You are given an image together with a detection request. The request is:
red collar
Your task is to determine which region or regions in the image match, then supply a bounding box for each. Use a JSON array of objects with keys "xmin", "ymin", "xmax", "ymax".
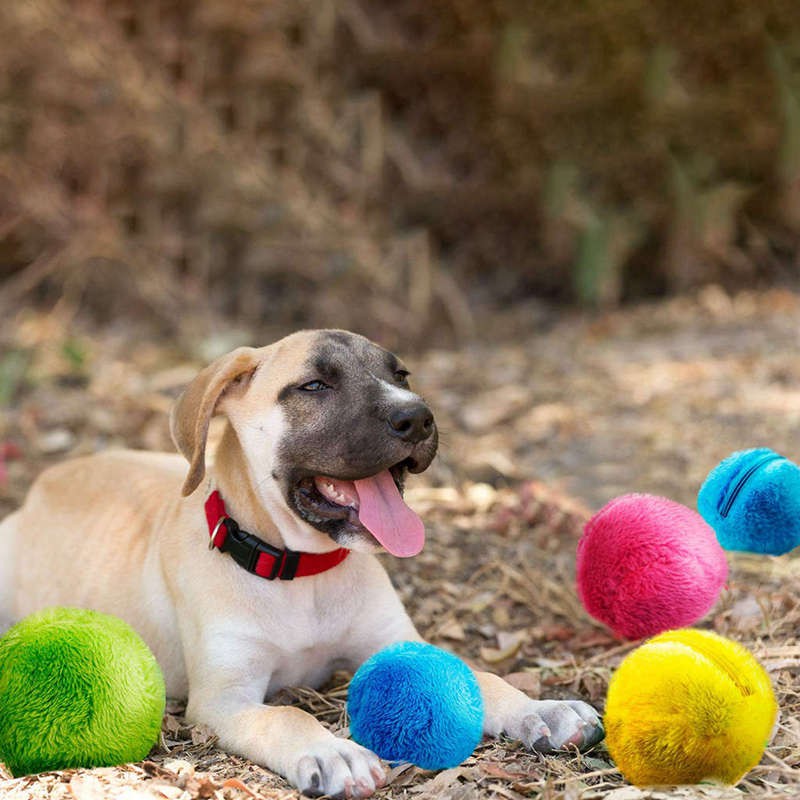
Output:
[{"xmin": 204, "ymin": 490, "xmax": 349, "ymax": 580}]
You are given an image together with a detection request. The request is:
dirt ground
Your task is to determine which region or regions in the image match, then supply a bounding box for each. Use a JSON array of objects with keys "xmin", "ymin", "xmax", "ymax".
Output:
[{"xmin": 2, "ymin": 287, "xmax": 800, "ymax": 799}]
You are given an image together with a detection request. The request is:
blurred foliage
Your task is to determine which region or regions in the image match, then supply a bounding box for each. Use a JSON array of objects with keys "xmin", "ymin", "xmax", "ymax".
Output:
[{"xmin": 1, "ymin": 0, "xmax": 800, "ymax": 347}]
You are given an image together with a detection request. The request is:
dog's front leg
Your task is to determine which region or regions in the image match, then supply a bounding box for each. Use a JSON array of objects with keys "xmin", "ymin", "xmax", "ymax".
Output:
[
  {"xmin": 184, "ymin": 637, "xmax": 385, "ymax": 798},
  {"xmin": 191, "ymin": 699, "xmax": 385, "ymax": 797},
  {"xmin": 348, "ymin": 609, "xmax": 603, "ymax": 755},
  {"xmin": 476, "ymin": 671, "xmax": 604, "ymax": 752}
]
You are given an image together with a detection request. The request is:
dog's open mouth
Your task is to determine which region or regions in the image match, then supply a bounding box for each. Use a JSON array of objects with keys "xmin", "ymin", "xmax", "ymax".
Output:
[{"xmin": 291, "ymin": 463, "xmax": 425, "ymax": 557}]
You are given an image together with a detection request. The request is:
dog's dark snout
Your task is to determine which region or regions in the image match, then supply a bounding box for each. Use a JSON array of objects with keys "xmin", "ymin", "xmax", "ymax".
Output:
[{"xmin": 388, "ymin": 403, "xmax": 435, "ymax": 444}]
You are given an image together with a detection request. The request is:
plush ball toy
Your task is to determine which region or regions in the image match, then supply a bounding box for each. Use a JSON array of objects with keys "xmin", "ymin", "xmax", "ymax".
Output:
[
  {"xmin": 347, "ymin": 641, "xmax": 484, "ymax": 770},
  {"xmin": 576, "ymin": 494, "xmax": 728, "ymax": 640},
  {"xmin": 605, "ymin": 628, "xmax": 777, "ymax": 786},
  {"xmin": 0, "ymin": 607, "xmax": 166, "ymax": 776},
  {"xmin": 698, "ymin": 447, "xmax": 800, "ymax": 555}
]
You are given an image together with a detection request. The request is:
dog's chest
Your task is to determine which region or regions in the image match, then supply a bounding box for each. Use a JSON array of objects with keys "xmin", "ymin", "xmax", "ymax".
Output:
[
  {"xmin": 245, "ymin": 576, "xmax": 361, "ymax": 689},
  {"xmin": 265, "ymin": 646, "xmax": 348, "ymax": 696}
]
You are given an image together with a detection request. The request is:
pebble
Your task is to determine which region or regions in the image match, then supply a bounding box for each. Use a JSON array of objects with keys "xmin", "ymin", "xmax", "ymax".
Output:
[{"xmin": 37, "ymin": 428, "xmax": 76, "ymax": 454}]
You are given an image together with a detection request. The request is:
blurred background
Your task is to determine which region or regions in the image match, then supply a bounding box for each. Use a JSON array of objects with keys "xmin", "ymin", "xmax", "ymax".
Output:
[
  {"xmin": 3, "ymin": 0, "xmax": 800, "ymax": 511},
  {"xmin": 3, "ymin": 0, "xmax": 800, "ymax": 348}
]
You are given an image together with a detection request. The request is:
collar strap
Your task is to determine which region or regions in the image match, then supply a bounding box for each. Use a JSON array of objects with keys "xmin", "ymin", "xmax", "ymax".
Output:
[{"xmin": 204, "ymin": 490, "xmax": 349, "ymax": 580}]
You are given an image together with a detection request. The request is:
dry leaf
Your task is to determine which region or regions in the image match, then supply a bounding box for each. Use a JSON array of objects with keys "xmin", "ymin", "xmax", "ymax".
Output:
[
  {"xmin": 481, "ymin": 630, "xmax": 527, "ymax": 663},
  {"xmin": 410, "ymin": 766, "xmax": 472, "ymax": 794},
  {"xmin": 464, "ymin": 483, "xmax": 497, "ymax": 512},
  {"xmin": 572, "ymin": 630, "xmax": 617, "ymax": 650},
  {"xmin": 117, "ymin": 789, "xmax": 168, "ymax": 800},
  {"xmin": 480, "ymin": 763, "xmax": 536, "ymax": 781},
  {"xmin": 502, "ymin": 671, "xmax": 541, "ymax": 697},
  {"xmin": 162, "ymin": 759, "xmax": 195, "ymax": 782},
  {"xmin": 221, "ymin": 777, "xmax": 262, "ymax": 798},
  {"xmin": 728, "ymin": 595, "xmax": 763, "ymax": 632},
  {"xmin": 385, "ymin": 762, "xmax": 421, "ymax": 787},
  {"xmin": 538, "ymin": 624, "xmax": 575, "ymax": 642},
  {"xmin": 496, "ymin": 630, "xmax": 527, "ymax": 651},
  {"xmin": 162, "ymin": 715, "xmax": 184, "ymax": 736},
  {"xmin": 191, "ymin": 725, "xmax": 218, "ymax": 746},
  {"xmin": 192, "ymin": 777, "xmax": 220, "ymax": 798},
  {"xmin": 438, "ymin": 619, "xmax": 467, "ymax": 641},
  {"xmin": 460, "ymin": 387, "xmax": 531, "ymax": 433},
  {"xmin": 69, "ymin": 775, "xmax": 106, "ymax": 800},
  {"xmin": 152, "ymin": 785, "xmax": 185, "ymax": 800},
  {"xmin": 598, "ymin": 788, "xmax": 648, "ymax": 800}
]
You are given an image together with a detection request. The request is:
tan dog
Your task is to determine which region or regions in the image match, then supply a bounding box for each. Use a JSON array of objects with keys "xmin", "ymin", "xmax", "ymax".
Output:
[{"xmin": 0, "ymin": 329, "xmax": 602, "ymax": 797}]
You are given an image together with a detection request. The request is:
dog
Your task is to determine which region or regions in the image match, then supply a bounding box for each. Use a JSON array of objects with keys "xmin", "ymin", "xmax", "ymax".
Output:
[{"xmin": 0, "ymin": 329, "xmax": 603, "ymax": 796}]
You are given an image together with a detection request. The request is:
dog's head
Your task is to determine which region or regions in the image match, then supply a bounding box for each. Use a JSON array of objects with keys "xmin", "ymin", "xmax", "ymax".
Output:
[{"xmin": 170, "ymin": 329, "xmax": 438, "ymax": 556}]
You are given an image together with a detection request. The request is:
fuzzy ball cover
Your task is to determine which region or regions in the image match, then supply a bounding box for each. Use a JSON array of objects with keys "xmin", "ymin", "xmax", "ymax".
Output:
[
  {"xmin": 0, "ymin": 607, "xmax": 166, "ymax": 776},
  {"xmin": 576, "ymin": 494, "xmax": 728, "ymax": 640},
  {"xmin": 347, "ymin": 641, "xmax": 484, "ymax": 770},
  {"xmin": 698, "ymin": 447, "xmax": 800, "ymax": 555},
  {"xmin": 605, "ymin": 628, "xmax": 777, "ymax": 786}
]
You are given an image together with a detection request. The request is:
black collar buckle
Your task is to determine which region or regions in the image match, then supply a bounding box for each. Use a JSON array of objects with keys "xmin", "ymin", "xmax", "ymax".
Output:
[{"xmin": 218, "ymin": 517, "xmax": 300, "ymax": 580}]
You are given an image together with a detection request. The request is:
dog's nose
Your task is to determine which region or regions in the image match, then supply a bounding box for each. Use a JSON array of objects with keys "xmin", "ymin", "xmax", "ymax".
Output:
[{"xmin": 388, "ymin": 403, "xmax": 435, "ymax": 444}]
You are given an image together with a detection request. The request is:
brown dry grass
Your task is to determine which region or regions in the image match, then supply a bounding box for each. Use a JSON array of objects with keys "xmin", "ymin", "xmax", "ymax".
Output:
[
  {"xmin": 3, "ymin": 0, "xmax": 800, "ymax": 342},
  {"xmin": 2, "ymin": 291, "xmax": 800, "ymax": 798}
]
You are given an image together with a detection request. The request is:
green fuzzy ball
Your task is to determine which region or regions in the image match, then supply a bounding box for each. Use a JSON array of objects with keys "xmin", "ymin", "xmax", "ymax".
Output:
[{"xmin": 0, "ymin": 607, "xmax": 166, "ymax": 776}]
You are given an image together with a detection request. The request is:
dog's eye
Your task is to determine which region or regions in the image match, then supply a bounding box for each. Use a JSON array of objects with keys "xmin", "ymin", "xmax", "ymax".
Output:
[
  {"xmin": 298, "ymin": 380, "xmax": 330, "ymax": 392},
  {"xmin": 394, "ymin": 370, "xmax": 410, "ymax": 385}
]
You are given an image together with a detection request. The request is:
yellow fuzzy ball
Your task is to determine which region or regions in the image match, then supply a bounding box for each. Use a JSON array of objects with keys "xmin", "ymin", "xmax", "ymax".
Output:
[{"xmin": 605, "ymin": 629, "xmax": 778, "ymax": 786}]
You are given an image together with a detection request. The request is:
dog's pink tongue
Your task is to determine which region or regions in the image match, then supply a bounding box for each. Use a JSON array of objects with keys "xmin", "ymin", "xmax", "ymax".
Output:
[{"xmin": 354, "ymin": 470, "xmax": 425, "ymax": 557}]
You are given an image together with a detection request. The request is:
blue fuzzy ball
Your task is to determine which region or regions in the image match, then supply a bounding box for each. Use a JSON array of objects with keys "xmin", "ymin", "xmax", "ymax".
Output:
[
  {"xmin": 698, "ymin": 447, "xmax": 800, "ymax": 555},
  {"xmin": 347, "ymin": 642, "xmax": 484, "ymax": 770}
]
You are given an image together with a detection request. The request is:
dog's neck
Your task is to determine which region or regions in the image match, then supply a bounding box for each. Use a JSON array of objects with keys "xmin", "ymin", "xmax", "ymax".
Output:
[{"xmin": 210, "ymin": 424, "xmax": 285, "ymax": 549}]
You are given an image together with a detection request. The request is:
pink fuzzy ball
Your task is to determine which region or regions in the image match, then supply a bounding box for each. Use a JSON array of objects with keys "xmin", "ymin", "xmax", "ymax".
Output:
[{"xmin": 576, "ymin": 494, "xmax": 728, "ymax": 640}]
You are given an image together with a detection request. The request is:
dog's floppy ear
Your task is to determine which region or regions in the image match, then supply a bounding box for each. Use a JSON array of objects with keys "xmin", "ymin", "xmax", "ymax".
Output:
[{"xmin": 170, "ymin": 347, "xmax": 259, "ymax": 496}]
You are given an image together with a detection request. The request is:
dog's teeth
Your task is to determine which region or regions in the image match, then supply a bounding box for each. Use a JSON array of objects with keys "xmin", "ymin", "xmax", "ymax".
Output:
[{"xmin": 314, "ymin": 477, "xmax": 358, "ymax": 509}]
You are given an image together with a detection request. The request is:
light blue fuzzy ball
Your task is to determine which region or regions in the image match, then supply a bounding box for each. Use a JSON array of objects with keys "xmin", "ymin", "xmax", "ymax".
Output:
[
  {"xmin": 698, "ymin": 447, "xmax": 800, "ymax": 555},
  {"xmin": 347, "ymin": 641, "xmax": 484, "ymax": 770}
]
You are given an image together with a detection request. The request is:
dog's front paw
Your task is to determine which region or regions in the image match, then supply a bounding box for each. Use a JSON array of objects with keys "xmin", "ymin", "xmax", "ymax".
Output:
[
  {"xmin": 292, "ymin": 737, "xmax": 386, "ymax": 799},
  {"xmin": 515, "ymin": 700, "xmax": 604, "ymax": 754}
]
